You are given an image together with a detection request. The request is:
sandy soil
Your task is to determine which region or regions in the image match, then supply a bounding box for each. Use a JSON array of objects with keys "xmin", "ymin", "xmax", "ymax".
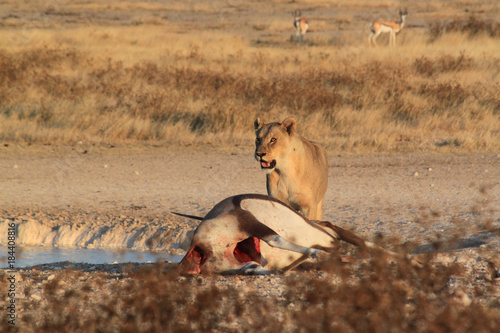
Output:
[
  {"xmin": 1, "ymin": 143, "xmax": 499, "ymax": 254},
  {"xmin": 0, "ymin": 144, "xmax": 499, "ymax": 329},
  {"xmin": 1, "ymin": 143, "xmax": 498, "ymax": 235}
]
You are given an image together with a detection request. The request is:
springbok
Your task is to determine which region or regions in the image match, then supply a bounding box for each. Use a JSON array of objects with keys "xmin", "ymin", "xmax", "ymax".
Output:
[
  {"xmin": 369, "ymin": 8, "xmax": 408, "ymax": 47},
  {"xmin": 292, "ymin": 10, "xmax": 308, "ymax": 43}
]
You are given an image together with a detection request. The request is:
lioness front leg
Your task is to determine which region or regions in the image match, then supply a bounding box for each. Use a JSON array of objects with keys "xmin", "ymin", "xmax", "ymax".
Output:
[
  {"xmin": 295, "ymin": 196, "xmax": 317, "ymax": 220},
  {"xmin": 314, "ymin": 200, "xmax": 324, "ymax": 221},
  {"xmin": 301, "ymin": 205, "xmax": 321, "ymax": 220},
  {"xmin": 297, "ymin": 197, "xmax": 324, "ymax": 220}
]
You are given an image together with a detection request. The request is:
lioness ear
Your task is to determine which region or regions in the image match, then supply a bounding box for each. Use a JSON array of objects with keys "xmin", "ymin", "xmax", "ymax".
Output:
[
  {"xmin": 281, "ymin": 118, "xmax": 296, "ymax": 135},
  {"xmin": 254, "ymin": 118, "xmax": 264, "ymax": 131}
]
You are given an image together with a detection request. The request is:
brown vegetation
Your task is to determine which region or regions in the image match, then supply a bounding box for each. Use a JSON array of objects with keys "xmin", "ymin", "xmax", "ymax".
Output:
[
  {"xmin": 429, "ymin": 16, "xmax": 500, "ymax": 41},
  {"xmin": 0, "ymin": 0, "xmax": 498, "ymax": 152},
  {"xmin": 1, "ymin": 239, "xmax": 498, "ymax": 332}
]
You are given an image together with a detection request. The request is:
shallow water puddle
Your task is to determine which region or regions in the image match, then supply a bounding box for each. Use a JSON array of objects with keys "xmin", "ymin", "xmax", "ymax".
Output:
[{"xmin": 0, "ymin": 245, "xmax": 183, "ymax": 268}]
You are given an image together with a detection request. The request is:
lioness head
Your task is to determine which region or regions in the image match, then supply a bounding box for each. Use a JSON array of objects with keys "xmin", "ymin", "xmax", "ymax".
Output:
[{"xmin": 254, "ymin": 118, "xmax": 297, "ymax": 173}]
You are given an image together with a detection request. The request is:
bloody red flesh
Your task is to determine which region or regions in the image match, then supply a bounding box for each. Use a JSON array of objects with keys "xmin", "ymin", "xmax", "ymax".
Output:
[
  {"xmin": 191, "ymin": 245, "xmax": 208, "ymax": 265},
  {"xmin": 233, "ymin": 237, "xmax": 261, "ymax": 264}
]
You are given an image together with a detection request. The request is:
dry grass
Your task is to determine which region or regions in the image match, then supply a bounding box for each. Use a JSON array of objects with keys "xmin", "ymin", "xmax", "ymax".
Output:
[{"xmin": 0, "ymin": 0, "xmax": 499, "ymax": 152}]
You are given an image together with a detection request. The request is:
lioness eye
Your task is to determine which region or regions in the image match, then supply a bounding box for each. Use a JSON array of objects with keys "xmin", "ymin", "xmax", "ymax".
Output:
[{"xmin": 270, "ymin": 138, "xmax": 277, "ymax": 143}]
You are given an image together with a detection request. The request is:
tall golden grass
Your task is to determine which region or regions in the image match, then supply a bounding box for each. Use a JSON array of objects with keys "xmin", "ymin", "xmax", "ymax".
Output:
[{"xmin": 0, "ymin": 0, "xmax": 498, "ymax": 152}]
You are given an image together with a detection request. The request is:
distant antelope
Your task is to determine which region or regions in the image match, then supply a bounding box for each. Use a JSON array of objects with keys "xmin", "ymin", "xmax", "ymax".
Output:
[
  {"xmin": 369, "ymin": 8, "xmax": 408, "ymax": 47},
  {"xmin": 292, "ymin": 10, "xmax": 308, "ymax": 43}
]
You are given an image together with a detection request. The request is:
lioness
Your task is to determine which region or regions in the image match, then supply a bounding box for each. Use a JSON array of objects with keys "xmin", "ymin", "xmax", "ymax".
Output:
[{"xmin": 254, "ymin": 118, "xmax": 328, "ymax": 220}]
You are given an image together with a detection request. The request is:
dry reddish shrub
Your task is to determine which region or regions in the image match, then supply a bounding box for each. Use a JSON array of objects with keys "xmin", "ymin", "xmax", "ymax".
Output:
[
  {"xmin": 429, "ymin": 16, "xmax": 500, "ymax": 41},
  {"xmin": 0, "ymin": 45, "xmax": 499, "ymax": 150},
  {"xmin": 1, "ymin": 237, "xmax": 498, "ymax": 332},
  {"xmin": 414, "ymin": 53, "xmax": 474, "ymax": 77}
]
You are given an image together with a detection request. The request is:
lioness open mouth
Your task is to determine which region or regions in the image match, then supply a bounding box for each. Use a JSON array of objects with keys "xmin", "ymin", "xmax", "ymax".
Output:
[{"xmin": 260, "ymin": 160, "xmax": 276, "ymax": 169}]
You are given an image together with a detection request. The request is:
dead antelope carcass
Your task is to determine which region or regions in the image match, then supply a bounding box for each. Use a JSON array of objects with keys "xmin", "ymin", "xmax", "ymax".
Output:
[{"xmin": 177, "ymin": 194, "xmax": 383, "ymax": 275}]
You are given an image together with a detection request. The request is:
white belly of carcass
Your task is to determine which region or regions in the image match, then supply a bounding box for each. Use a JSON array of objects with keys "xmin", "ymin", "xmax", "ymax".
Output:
[{"xmin": 240, "ymin": 198, "xmax": 334, "ymax": 269}]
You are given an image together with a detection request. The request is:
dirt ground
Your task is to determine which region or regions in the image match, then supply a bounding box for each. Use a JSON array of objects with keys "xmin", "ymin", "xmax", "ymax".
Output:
[
  {"xmin": 1, "ymin": 143, "xmax": 498, "ymax": 261},
  {"xmin": 1, "ymin": 144, "xmax": 499, "ymax": 330},
  {"xmin": 1, "ymin": 143, "xmax": 498, "ymax": 234}
]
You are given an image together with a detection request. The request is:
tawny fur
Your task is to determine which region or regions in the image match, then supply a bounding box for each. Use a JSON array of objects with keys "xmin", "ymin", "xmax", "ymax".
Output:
[{"xmin": 254, "ymin": 118, "xmax": 328, "ymax": 220}]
